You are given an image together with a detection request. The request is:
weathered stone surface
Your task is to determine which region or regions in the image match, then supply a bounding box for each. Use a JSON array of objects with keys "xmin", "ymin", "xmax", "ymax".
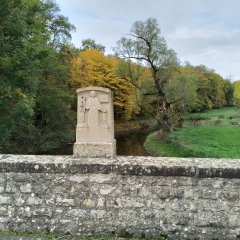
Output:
[
  {"xmin": 20, "ymin": 183, "xmax": 32, "ymax": 193},
  {"xmin": 74, "ymin": 87, "xmax": 116, "ymax": 158},
  {"xmin": 0, "ymin": 154, "xmax": 239, "ymax": 239},
  {"xmin": 73, "ymin": 141, "xmax": 116, "ymax": 158},
  {"xmin": 83, "ymin": 199, "xmax": 96, "ymax": 208},
  {"xmin": 56, "ymin": 198, "xmax": 74, "ymax": 206},
  {"xmin": 26, "ymin": 196, "xmax": 43, "ymax": 205},
  {"xmin": 0, "ymin": 196, "xmax": 11, "ymax": 205},
  {"xmin": 1, "ymin": 155, "xmax": 240, "ymax": 178}
]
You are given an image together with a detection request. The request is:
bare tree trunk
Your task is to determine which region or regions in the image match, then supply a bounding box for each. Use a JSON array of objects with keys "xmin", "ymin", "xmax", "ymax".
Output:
[
  {"xmin": 154, "ymin": 73, "xmax": 172, "ymax": 138},
  {"xmin": 156, "ymin": 100, "xmax": 171, "ymax": 139}
]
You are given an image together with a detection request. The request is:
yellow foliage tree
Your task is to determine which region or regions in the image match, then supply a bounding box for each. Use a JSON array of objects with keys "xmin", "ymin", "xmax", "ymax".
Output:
[{"xmin": 69, "ymin": 49, "xmax": 136, "ymax": 119}]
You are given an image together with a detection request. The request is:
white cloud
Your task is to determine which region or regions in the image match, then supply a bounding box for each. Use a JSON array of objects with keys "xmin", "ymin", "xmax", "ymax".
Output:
[
  {"xmin": 168, "ymin": 28, "xmax": 240, "ymax": 40},
  {"xmin": 56, "ymin": 0, "xmax": 240, "ymax": 80}
]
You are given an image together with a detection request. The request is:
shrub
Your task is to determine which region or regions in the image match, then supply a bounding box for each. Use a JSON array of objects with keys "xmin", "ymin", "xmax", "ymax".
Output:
[{"xmin": 214, "ymin": 119, "xmax": 221, "ymax": 126}]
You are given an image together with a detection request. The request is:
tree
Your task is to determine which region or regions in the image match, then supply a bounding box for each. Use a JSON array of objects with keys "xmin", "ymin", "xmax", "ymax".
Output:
[
  {"xmin": 115, "ymin": 18, "xmax": 195, "ymax": 136},
  {"xmin": 234, "ymin": 81, "xmax": 240, "ymax": 109},
  {"xmin": 208, "ymin": 72, "xmax": 226, "ymax": 109},
  {"xmin": 0, "ymin": 0, "xmax": 75, "ymax": 153},
  {"xmin": 224, "ymin": 79, "xmax": 234, "ymax": 107},
  {"xmin": 81, "ymin": 38, "xmax": 105, "ymax": 52},
  {"xmin": 180, "ymin": 64, "xmax": 231, "ymax": 112},
  {"xmin": 69, "ymin": 49, "xmax": 136, "ymax": 119},
  {"xmin": 116, "ymin": 59, "xmax": 153, "ymax": 116},
  {"xmin": 164, "ymin": 72, "xmax": 197, "ymax": 115}
]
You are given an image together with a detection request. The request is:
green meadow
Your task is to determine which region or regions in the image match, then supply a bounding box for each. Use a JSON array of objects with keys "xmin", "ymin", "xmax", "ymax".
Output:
[
  {"xmin": 0, "ymin": 229, "xmax": 169, "ymax": 240},
  {"xmin": 145, "ymin": 107, "xmax": 240, "ymax": 158}
]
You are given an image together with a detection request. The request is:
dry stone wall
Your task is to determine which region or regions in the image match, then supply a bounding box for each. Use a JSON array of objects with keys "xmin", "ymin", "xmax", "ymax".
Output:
[{"xmin": 0, "ymin": 155, "xmax": 240, "ymax": 239}]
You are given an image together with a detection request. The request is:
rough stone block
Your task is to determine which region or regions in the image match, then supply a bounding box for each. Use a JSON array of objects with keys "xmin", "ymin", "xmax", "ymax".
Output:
[
  {"xmin": 0, "ymin": 217, "xmax": 9, "ymax": 223},
  {"xmin": 20, "ymin": 183, "xmax": 32, "ymax": 193},
  {"xmin": 17, "ymin": 207, "xmax": 32, "ymax": 217},
  {"xmin": 33, "ymin": 208, "xmax": 52, "ymax": 217},
  {"xmin": 89, "ymin": 174, "xmax": 114, "ymax": 183},
  {"xmin": 68, "ymin": 175, "xmax": 89, "ymax": 183},
  {"xmin": 229, "ymin": 214, "xmax": 240, "ymax": 227},
  {"xmin": 33, "ymin": 185, "xmax": 48, "ymax": 194},
  {"xmin": 65, "ymin": 209, "xmax": 87, "ymax": 218},
  {"xmin": 83, "ymin": 199, "xmax": 96, "ymax": 208},
  {"xmin": 15, "ymin": 196, "xmax": 25, "ymax": 206},
  {"xmin": 26, "ymin": 196, "xmax": 43, "ymax": 205},
  {"xmin": 56, "ymin": 198, "xmax": 75, "ymax": 206},
  {"xmin": 99, "ymin": 186, "xmax": 116, "ymax": 195},
  {"xmin": 73, "ymin": 142, "xmax": 116, "ymax": 158},
  {"xmin": 5, "ymin": 183, "xmax": 17, "ymax": 193},
  {"xmin": 0, "ymin": 185, "xmax": 4, "ymax": 193},
  {"xmin": 0, "ymin": 207, "xmax": 8, "ymax": 216},
  {"xmin": 0, "ymin": 196, "xmax": 11, "ymax": 205}
]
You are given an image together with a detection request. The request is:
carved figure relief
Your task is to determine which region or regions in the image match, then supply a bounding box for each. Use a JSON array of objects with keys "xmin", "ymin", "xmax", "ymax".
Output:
[
  {"xmin": 78, "ymin": 96, "xmax": 87, "ymax": 128},
  {"xmin": 76, "ymin": 87, "xmax": 114, "ymax": 144},
  {"xmin": 78, "ymin": 91, "xmax": 109, "ymax": 131}
]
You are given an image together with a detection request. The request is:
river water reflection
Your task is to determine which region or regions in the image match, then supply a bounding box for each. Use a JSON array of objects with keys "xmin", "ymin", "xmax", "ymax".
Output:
[
  {"xmin": 43, "ymin": 131, "xmax": 150, "ymax": 156},
  {"xmin": 116, "ymin": 131, "xmax": 149, "ymax": 156}
]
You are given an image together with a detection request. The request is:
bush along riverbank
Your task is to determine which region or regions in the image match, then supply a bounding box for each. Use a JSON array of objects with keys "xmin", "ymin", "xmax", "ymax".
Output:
[{"xmin": 144, "ymin": 107, "xmax": 240, "ymax": 158}]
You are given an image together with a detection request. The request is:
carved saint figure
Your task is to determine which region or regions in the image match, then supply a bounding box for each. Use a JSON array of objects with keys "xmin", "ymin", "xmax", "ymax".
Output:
[
  {"xmin": 100, "ymin": 106, "xmax": 108, "ymax": 129},
  {"xmin": 78, "ymin": 96, "xmax": 87, "ymax": 127},
  {"xmin": 85, "ymin": 91, "xmax": 108, "ymax": 131}
]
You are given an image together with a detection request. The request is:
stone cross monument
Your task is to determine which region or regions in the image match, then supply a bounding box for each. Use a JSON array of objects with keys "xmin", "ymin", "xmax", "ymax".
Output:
[{"xmin": 73, "ymin": 86, "xmax": 116, "ymax": 158}]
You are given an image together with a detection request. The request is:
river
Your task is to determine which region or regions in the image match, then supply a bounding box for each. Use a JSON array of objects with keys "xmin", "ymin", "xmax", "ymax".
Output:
[
  {"xmin": 43, "ymin": 130, "xmax": 150, "ymax": 156},
  {"xmin": 116, "ymin": 131, "xmax": 149, "ymax": 156}
]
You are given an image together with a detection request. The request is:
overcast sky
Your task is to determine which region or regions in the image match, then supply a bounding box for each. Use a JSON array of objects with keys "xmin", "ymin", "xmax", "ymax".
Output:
[{"xmin": 56, "ymin": 0, "xmax": 240, "ymax": 81}]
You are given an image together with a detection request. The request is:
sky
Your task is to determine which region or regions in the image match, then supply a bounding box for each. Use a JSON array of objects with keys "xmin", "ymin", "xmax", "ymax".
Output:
[{"xmin": 56, "ymin": 0, "xmax": 240, "ymax": 81}]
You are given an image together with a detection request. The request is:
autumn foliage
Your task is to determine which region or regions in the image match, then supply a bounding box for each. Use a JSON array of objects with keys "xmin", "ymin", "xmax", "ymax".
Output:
[
  {"xmin": 69, "ymin": 49, "xmax": 137, "ymax": 119},
  {"xmin": 0, "ymin": 2, "xmax": 235, "ymax": 155}
]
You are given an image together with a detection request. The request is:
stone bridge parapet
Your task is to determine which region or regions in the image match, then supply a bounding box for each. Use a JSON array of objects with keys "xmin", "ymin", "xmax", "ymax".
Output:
[{"xmin": 0, "ymin": 155, "xmax": 239, "ymax": 239}]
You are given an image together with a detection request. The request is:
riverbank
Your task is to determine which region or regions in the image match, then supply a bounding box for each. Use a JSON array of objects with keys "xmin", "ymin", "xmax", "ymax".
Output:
[
  {"xmin": 144, "ymin": 107, "xmax": 240, "ymax": 158},
  {"xmin": 144, "ymin": 131, "xmax": 184, "ymax": 157},
  {"xmin": 115, "ymin": 118, "xmax": 158, "ymax": 156},
  {"xmin": 115, "ymin": 118, "xmax": 157, "ymax": 137},
  {"xmin": 40, "ymin": 118, "xmax": 158, "ymax": 156}
]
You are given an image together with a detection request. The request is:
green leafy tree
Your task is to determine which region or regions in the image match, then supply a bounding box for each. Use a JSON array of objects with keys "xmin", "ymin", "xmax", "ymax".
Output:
[
  {"xmin": 234, "ymin": 81, "xmax": 240, "ymax": 109},
  {"xmin": 116, "ymin": 59, "xmax": 152, "ymax": 117},
  {"xmin": 164, "ymin": 72, "xmax": 197, "ymax": 115},
  {"xmin": 224, "ymin": 79, "xmax": 234, "ymax": 107},
  {"xmin": 181, "ymin": 64, "xmax": 230, "ymax": 112},
  {"xmin": 115, "ymin": 18, "xmax": 196, "ymax": 136},
  {"xmin": 0, "ymin": 0, "xmax": 75, "ymax": 153},
  {"xmin": 81, "ymin": 38, "xmax": 105, "ymax": 52},
  {"xmin": 190, "ymin": 65, "xmax": 213, "ymax": 111},
  {"xmin": 0, "ymin": 0, "xmax": 36, "ymax": 149},
  {"xmin": 207, "ymin": 71, "xmax": 226, "ymax": 109}
]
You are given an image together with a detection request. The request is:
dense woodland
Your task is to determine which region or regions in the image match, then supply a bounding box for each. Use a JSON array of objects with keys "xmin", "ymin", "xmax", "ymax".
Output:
[{"xmin": 0, "ymin": 0, "xmax": 239, "ymax": 154}]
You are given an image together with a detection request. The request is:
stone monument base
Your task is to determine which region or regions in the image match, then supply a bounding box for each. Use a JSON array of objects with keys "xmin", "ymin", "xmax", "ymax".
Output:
[{"xmin": 73, "ymin": 141, "xmax": 116, "ymax": 158}]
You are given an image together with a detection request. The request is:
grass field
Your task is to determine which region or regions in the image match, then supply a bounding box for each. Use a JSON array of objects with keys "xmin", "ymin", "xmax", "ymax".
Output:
[
  {"xmin": 144, "ymin": 107, "xmax": 240, "ymax": 158},
  {"xmin": 0, "ymin": 230, "xmax": 169, "ymax": 239}
]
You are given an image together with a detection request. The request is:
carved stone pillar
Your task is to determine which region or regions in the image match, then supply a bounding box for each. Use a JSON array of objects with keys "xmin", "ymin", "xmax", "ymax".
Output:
[{"xmin": 73, "ymin": 87, "xmax": 116, "ymax": 158}]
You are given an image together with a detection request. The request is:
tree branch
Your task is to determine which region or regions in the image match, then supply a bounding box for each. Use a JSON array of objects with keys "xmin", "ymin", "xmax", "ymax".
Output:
[
  {"xmin": 167, "ymin": 97, "xmax": 184, "ymax": 105},
  {"xmin": 122, "ymin": 55, "xmax": 149, "ymax": 62}
]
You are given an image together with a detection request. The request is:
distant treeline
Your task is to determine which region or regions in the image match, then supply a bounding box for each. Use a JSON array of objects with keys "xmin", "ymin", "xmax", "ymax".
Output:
[{"xmin": 0, "ymin": 0, "xmax": 237, "ymax": 154}]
